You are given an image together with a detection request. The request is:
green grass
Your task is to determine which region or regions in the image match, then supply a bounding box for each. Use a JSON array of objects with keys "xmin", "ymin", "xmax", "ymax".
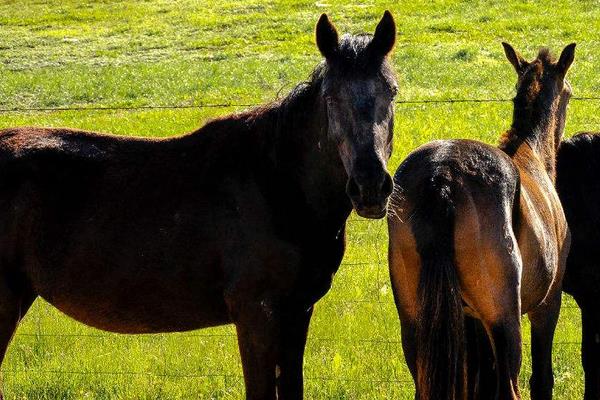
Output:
[{"xmin": 0, "ymin": 0, "xmax": 597, "ymax": 398}]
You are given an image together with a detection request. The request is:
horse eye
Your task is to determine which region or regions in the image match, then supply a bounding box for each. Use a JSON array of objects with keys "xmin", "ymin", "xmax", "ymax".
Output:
[{"xmin": 391, "ymin": 86, "xmax": 399, "ymax": 97}]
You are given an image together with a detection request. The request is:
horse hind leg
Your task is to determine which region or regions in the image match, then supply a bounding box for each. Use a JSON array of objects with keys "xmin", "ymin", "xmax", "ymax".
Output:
[
  {"xmin": 0, "ymin": 272, "xmax": 37, "ymax": 399},
  {"xmin": 465, "ymin": 316, "xmax": 497, "ymax": 400},
  {"xmin": 487, "ymin": 315, "xmax": 522, "ymax": 399},
  {"xmin": 471, "ymin": 303, "xmax": 522, "ymax": 400},
  {"xmin": 458, "ymin": 242, "xmax": 523, "ymax": 399}
]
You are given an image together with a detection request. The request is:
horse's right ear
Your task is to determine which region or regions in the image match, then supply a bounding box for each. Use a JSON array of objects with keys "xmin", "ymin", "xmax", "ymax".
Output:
[
  {"xmin": 502, "ymin": 42, "xmax": 528, "ymax": 74},
  {"xmin": 316, "ymin": 14, "xmax": 339, "ymax": 59}
]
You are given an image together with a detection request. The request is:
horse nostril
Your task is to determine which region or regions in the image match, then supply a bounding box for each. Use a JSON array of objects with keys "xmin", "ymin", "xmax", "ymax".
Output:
[
  {"xmin": 347, "ymin": 178, "xmax": 361, "ymax": 199},
  {"xmin": 381, "ymin": 173, "xmax": 393, "ymax": 197}
]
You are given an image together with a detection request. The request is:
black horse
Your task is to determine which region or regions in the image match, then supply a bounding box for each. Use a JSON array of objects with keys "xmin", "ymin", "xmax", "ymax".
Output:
[
  {"xmin": 557, "ymin": 132, "xmax": 600, "ymax": 400},
  {"xmin": 0, "ymin": 12, "xmax": 397, "ymax": 400}
]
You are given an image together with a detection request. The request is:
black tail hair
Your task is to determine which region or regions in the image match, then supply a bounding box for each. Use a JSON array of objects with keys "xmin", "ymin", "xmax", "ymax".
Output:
[{"xmin": 411, "ymin": 174, "xmax": 465, "ymax": 400}]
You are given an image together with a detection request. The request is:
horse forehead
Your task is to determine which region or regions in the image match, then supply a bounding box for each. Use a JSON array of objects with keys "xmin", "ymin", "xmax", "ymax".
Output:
[{"xmin": 338, "ymin": 78, "xmax": 380, "ymax": 100}]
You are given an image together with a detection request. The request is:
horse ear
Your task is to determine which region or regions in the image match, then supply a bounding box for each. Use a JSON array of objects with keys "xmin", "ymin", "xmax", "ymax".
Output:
[
  {"xmin": 316, "ymin": 14, "xmax": 339, "ymax": 59},
  {"xmin": 557, "ymin": 43, "xmax": 576, "ymax": 76},
  {"xmin": 370, "ymin": 10, "xmax": 396, "ymax": 57},
  {"xmin": 502, "ymin": 42, "xmax": 528, "ymax": 74}
]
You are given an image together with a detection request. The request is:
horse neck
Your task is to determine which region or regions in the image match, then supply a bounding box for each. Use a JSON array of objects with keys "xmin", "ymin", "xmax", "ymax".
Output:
[
  {"xmin": 504, "ymin": 94, "xmax": 565, "ymax": 181},
  {"xmin": 267, "ymin": 84, "xmax": 352, "ymax": 230}
]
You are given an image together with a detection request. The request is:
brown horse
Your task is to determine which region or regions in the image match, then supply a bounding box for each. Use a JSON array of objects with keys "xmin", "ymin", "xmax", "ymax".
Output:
[
  {"xmin": 0, "ymin": 12, "xmax": 397, "ymax": 400},
  {"xmin": 556, "ymin": 132, "xmax": 600, "ymax": 400},
  {"xmin": 387, "ymin": 43, "xmax": 575, "ymax": 400}
]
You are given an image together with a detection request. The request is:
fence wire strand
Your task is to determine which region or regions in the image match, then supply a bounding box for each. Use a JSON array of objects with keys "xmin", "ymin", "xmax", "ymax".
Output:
[
  {"xmin": 1, "ymin": 368, "xmax": 415, "ymax": 385},
  {"xmin": 0, "ymin": 96, "xmax": 598, "ymax": 114}
]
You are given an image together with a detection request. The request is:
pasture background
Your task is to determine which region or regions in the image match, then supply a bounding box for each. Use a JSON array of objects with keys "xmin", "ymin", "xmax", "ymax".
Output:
[{"xmin": 0, "ymin": 0, "xmax": 597, "ymax": 398}]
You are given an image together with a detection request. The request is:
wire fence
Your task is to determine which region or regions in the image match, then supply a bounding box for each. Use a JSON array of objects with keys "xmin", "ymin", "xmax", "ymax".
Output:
[
  {"xmin": 0, "ymin": 95, "xmax": 599, "ymax": 114},
  {"xmin": 0, "ymin": 96, "xmax": 587, "ymax": 395}
]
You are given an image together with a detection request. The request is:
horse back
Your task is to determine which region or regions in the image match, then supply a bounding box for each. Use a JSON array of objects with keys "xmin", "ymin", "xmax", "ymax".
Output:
[{"xmin": 390, "ymin": 139, "xmax": 519, "ymax": 223}]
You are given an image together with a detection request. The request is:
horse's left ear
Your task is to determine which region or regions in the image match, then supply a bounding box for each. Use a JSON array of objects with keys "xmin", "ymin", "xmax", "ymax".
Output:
[
  {"xmin": 370, "ymin": 10, "xmax": 396, "ymax": 57},
  {"xmin": 557, "ymin": 43, "xmax": 576, "ymax": 76},
  {"xmin": 502, "ymin": 42, "xmax": 528, "ymax": 74}
]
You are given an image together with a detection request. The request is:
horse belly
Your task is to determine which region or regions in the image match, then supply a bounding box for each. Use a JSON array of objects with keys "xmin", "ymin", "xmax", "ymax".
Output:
[
  {"xmin": 518, "ymin": 224, "xmax": 558, "ymax": 313},
  {"xmin": 32, "ymin": 262, "xmax": 230, "ymax": 334},
  {"xmin": 40, "ymin": 289, "xmax": 230, "ymax": 334}
]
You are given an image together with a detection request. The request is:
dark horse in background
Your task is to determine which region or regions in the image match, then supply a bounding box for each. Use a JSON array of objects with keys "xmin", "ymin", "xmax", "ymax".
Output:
[
  {"xmin": 388, "ymin": 43, "xmax": 575, "ymax": 399},
  {"xmin": 0, "ymin": 12, "xmax": 398, "ymax": 400},
  {"xmin": 557, "ymin": 132, "xmax": 600, "ymax": 399}
]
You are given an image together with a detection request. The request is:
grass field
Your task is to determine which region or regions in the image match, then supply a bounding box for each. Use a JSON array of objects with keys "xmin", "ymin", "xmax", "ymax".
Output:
[{"xmin": 0, "ymin": 0, "xmax": 598, "ymax": 398}]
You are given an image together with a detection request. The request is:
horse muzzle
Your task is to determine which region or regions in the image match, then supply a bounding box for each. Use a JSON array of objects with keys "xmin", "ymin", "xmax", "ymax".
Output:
[{"xmin": 346, "ymin": 172, "xmax": 393, "ymax": 219}]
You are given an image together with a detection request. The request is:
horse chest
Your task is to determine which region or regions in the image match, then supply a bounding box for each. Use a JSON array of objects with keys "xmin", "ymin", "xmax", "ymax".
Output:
[{"xmin": 292, "ymin": 240, "xmax": 345, "ymax": 305}]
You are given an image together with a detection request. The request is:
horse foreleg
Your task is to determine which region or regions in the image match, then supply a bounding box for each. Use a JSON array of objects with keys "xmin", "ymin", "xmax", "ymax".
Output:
[
  {"xmin": 232, "ymin": 298, "xmax": 280, "ymax": 400},
  {"xmin": 581, "ymin": 304, "xmax": 600, "ymax": 400},
  {"xmin": 275, "ymin": 305, "xmax": 313, "ymax": 400},
  {"xmin": 528, "ymin": 292, "xmax": 561, "ymax": 400}
]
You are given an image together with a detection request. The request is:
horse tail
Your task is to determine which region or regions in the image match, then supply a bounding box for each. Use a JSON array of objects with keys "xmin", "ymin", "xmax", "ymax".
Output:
[{"xmin": 412, "ymin": 173, "xmax": 465, "ymax": 400}]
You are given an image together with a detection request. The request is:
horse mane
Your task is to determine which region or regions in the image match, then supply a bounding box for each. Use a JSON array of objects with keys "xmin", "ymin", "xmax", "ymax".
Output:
[
  {"xmin": 183, "ymin": 63, "xmax": 326, "ymax": 160},
  {"xmin": 536, "ymin": 47, "xmax": 555, "ymax": 64},
  {"xmin": 185, "ymin": 32, "xmax": 382, "ymax": 158},
  {"xmin": 498, "ymin": 128, "xmax": 524, "ymax": 155},
  {"xmin": 498, "ymin": 47, "xmax": 558, "ymax": 155},
  {"xmin": 210, "ymin": 32, "xmax": 379, "ymax": 132},
  {"xmin": 334, "ymin": 34, "xmax": 375, "ymax": 68}
]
